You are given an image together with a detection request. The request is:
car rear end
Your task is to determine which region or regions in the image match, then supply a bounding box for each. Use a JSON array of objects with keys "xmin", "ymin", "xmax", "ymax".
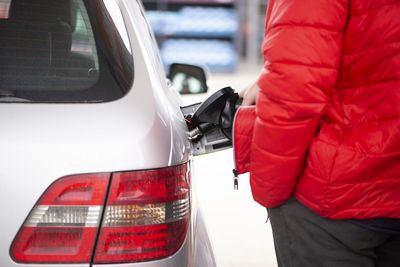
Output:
[{"xmin": 0, "ymin": 0, "xmax": 209, "ymax": 266}]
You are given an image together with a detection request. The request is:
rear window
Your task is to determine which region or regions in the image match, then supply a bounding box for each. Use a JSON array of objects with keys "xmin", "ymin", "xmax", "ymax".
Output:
[{"xmin": 0, "ymin": 0, "xmax": 133, "ymax": 102}]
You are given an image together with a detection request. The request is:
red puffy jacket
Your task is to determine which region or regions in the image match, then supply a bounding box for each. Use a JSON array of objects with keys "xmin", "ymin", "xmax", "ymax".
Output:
[{"xmin": 234, "ymin": 0, "xmax": 400, "ymax": 219}]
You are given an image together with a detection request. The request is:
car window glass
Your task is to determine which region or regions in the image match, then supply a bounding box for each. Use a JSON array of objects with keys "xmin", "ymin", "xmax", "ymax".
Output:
[
  {"xmin": 0, "ymin": 0, "xmax": 133, "ymax": 103},
  {"xmin": 0, "ymin": 0, "xmax": 10, "ymax": 18},
  {"xmin": 72, "ymin": 0, "xmax": 99, "ymax": 70}
]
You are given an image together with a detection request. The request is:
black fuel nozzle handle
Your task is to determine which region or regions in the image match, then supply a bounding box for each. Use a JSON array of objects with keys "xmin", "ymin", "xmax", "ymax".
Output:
[{"xmin": 190, "ymin": 87, "xmax": 242, "ymax": 141}]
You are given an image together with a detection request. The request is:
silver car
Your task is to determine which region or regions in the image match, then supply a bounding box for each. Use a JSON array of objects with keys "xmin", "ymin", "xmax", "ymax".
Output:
[{"xmin": 0, "ymin": 0, "xmax": 216, "ymax": 266}]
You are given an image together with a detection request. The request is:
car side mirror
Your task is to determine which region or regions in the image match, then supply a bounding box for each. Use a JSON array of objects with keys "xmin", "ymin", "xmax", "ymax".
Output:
[{"xmin": 168, "ymin": 63, "xmax": 208, "ymax": 94}]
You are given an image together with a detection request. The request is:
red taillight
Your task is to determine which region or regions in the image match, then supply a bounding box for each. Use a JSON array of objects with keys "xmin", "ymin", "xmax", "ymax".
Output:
[
  {"xmin": 10, "ymin": 164, "xmax": 191, "ymax": 264},
  {"xmin": 10, "ymin": 173, "xmax": 110, "ymax": 263},
  {"xmin": 94, "ymin": 164, "xmax": 190, "ymax": 263}
]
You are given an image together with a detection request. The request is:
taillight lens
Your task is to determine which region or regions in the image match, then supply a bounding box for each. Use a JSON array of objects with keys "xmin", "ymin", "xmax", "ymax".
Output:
[
  {"xmin": 10, "ymin": 164, "xmax": 191, "ymax": 264},
  {"xmin": 94, "ymin": 164, "xmax": 191, "ymax": 263},
  {"xmin": 10, "ymin": 173, "xmax": 110, "ymax": 263}
]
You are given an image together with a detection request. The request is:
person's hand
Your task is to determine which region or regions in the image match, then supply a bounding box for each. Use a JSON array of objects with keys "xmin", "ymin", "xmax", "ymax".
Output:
[{"xmin": 239, "ymin": 81, "xmax": 260, "ymax": 106}]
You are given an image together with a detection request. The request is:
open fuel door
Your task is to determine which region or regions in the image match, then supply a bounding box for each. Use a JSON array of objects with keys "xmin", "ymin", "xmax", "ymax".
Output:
[
  {"xmin": 168, "ymin": 63, "xmax": 241, "ymax": 156},
  {"xmin": 181, "ymin": 87, "xmax": 241, "ymax": 156}
]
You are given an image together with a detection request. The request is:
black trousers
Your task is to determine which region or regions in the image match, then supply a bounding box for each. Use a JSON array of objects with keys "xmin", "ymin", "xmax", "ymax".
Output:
[{"xmin": 268, "ymin": 197, "xmax": 400, "ymax": 267}]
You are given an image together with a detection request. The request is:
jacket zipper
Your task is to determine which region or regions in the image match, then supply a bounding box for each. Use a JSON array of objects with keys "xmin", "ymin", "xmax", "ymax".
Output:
[{"xmin": 232, "ymin": 107, "xmax": 241, "ymax": 189}]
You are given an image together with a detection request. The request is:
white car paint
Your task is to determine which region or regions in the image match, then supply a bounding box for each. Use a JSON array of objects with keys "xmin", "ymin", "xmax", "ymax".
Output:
[{"xmin": 0, "ymin": 0, "xmax": 216, "ymax": 266}]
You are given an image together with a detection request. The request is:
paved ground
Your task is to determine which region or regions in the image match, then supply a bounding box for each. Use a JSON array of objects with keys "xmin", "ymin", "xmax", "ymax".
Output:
[{"xmin": 181, "ymin": 63, "xmax": 278, "ymax": 267}]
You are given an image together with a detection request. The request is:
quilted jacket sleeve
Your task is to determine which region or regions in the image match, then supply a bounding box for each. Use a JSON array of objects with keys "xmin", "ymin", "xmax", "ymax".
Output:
[
  {"xmin": 234, "ymin": 106, "xmax": 256, "ymax": 174},
  {"xmin": 234, "ymin": 0, "xmax": 349, "ymax": 208}
]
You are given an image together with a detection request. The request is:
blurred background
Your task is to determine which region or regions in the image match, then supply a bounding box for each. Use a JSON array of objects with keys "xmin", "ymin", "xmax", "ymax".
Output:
[
  {"xmin": 142, "ymin": 0, "xmax": 267, "ymax": 72},
  {"xmin": 142, "ymin": 1, "xmax": 277, "ymax": 266}
]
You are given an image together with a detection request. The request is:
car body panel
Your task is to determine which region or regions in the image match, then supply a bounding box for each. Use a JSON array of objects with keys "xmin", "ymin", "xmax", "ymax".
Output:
[{"xmin": 0, "ymin": 0, "xmax": 215, "ymax": 266}]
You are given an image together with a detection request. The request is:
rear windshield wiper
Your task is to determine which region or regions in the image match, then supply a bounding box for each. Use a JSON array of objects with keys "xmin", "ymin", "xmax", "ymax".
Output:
[{"xmin": 0, "ymin": 90, "xmax": 31, "ymax": 102}]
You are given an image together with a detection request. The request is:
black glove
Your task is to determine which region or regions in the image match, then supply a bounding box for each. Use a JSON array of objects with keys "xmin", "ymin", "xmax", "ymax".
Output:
[
  {"xmin": 190, "ymin": 87, "xmax": 242, "ymax": 140},
  {"xmin": 220, "ymin": 92, "xmax": 242, "ymax": 140}
]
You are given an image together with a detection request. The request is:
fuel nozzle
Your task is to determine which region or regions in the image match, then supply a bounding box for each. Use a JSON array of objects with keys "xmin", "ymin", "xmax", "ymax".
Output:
[{"xmin": 188, "ymin": 87, "xmax": 242, "ymax": 142}]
